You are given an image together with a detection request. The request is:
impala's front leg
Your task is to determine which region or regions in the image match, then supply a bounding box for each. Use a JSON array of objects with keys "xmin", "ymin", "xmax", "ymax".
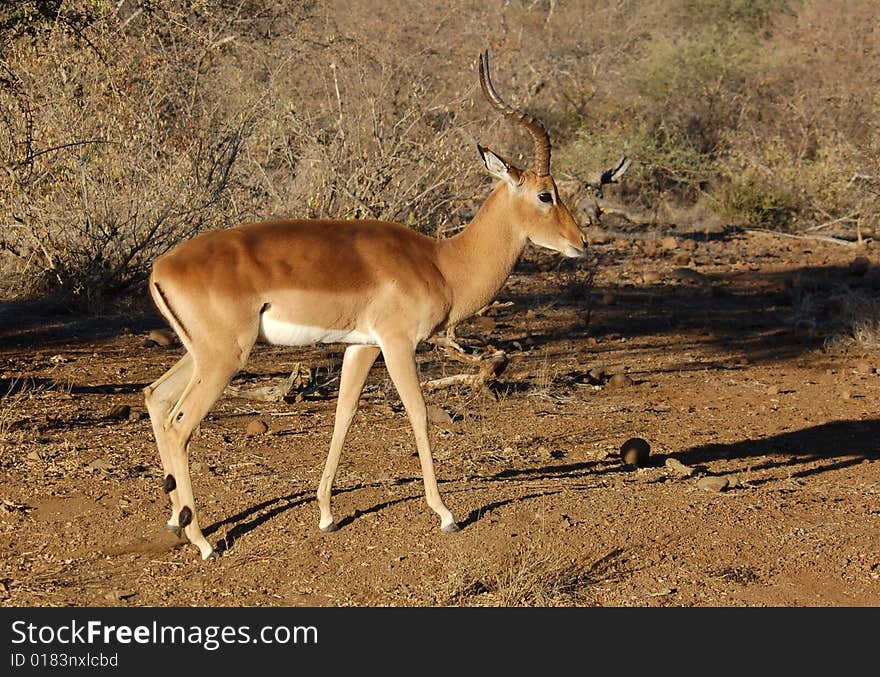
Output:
[
  {"xmin": 317, "ymin": 344, "xmax": 381, "ymax": 531},
  {"xmin": 381, "ymin": 338, "xmax": 458, "ymax": 533}
]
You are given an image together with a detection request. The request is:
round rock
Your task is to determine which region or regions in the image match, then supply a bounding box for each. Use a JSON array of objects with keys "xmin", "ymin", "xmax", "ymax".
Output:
[
  {"xmin": 245, "ymin": 419, "xmax": 270, "ymax": 436},
  {"xmin": 697, "ymin": 476, "xmax": 729, "ymax": 492},
  {"xmin": 620, "ymin": 437, "xmax": 651, "ymax": 468},
  {"xmin": 607, "ymin": 373, "xmax": 633, "ymax": 389},
  {"xmin": 106, "ymin": 404, "xmax": 131, "ymax": 420},
  {"xmin": 145, "ymin": 329, "xmax": 176, "ymax": 348}
]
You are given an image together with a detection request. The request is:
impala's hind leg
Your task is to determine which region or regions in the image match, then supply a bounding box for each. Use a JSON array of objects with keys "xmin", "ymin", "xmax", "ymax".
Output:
[
  {"xmin": 163, "ymin": 355, "xmax": 244, "ymax": 559},
  {"xmin": 144, "ymin": 354, "xmax": 194, "ymax": 535},
  {"xmin": 317, "ymin": 344, "xmax": 381, "ymax": 531}
]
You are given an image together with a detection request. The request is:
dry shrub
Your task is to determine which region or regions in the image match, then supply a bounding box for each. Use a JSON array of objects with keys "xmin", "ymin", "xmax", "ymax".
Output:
[
  {"xmin": 0, "ymin": 1, "xmax": 483, "ymax": 306},
  {"xmin": 0, "ymin": 2, "xmax": 255, "ymax": 304},
  {"xmin": 441, "ymin": 519, "xmax": 623, "ymax": 607}
]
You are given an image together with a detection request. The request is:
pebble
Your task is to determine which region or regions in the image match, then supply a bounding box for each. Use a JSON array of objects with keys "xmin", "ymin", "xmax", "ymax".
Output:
[
  {"xmin": 697, "ymin": 476, "xmax": 729, "ymax": 492},
  {"xmin": 855, "ymin": 361, "xmax": 873, "ymax": 374},
  {"xmin": 672, "ymin": 253, "xmax": 691, "ymax": 266},
  {"xmin": 106, "ymin": 404, "xmax": 131, "ymax": 420},
  {"xmin": 88, "ymin": 458, "xmax": 113, "ymax": 472},
  {"xmin": 607, "ymin": 373, "xmax": 633, "ymax": 389},
  {"xmin": 660, "ymin": 236, "xmax": 678, "ymax": 251},
  {"xmin": 767, "ymin": 385, "xmax": 779, "ymax": 396},
  {"xmin": 642, "ymin": 270, "xmax": 663, "ymax": 284},
  {"xmin": 245, "ymin": 419, "xmax": 270, "ymax": 435},
  {"xmin": 145, "ymin": 329, "xmax": 176, "ymax": 348},
  {"xmin": 427, "ymin": 405, "xmax": 452, "ymax": 425},
  {"xmin": 665, "ymin": 457, "xmax": 695, "ymax": 476},
  {"xmin": 620, "ymin": 437, "xmax": 651, "ymax": 467},
  {"xmin": 849, "ymin": 256, "xmax": 870, "ymax": 276},
  {"xmin": 669, "ymin": 267, "xmax": 708, "ymax": 284}
]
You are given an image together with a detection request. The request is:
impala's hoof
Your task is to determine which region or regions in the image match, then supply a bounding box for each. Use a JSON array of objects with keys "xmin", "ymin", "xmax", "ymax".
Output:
[
  {"xmin": 320, "ymin": 522, "xmax": 339, "ymax": 533},
  {"xmin": 441, "ymin": 522, "xmax": 460, "ymax": 533},
  {"xmin": 204, "ymin": 550, "xmax": 220, "ymax": 560}
]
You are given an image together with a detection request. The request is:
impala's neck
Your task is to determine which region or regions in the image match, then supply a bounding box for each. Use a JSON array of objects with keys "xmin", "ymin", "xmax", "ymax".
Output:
[{"xmin": 436, "ymin": 183, "xmax": 528, "ymax": 327}]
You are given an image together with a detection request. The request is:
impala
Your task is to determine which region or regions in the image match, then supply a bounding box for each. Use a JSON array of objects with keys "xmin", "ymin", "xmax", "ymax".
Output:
[{"xmin": 144, "ymin": 51, "xmax": 586, "ymax": 559}]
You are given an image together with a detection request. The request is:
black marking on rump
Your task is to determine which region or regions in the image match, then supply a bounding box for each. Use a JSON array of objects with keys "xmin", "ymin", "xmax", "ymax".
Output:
[
  {"xmin": 153, "ymin": 282, "xmax": 191, "ymax": 344},
  {"xmin": 178, "ymin": 506, "xmax": 193, "ymax": 528},
  {"xmin": 164, "ymin": 474, "xmax": 176, "ymax": 493}
]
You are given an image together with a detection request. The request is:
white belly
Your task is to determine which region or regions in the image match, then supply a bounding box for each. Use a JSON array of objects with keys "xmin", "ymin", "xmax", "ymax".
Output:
[{"xmin": 259, "ymin": 316, "xmax": 376, "ymax": 347}]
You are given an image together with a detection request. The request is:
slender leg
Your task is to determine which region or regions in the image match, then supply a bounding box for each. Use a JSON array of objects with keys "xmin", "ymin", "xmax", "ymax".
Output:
[
  {"xmin": 317, "ymin": 344, "xmax": 381, "ymax": 531},
  {"xmin": 144, "ymin": 354, "xmax": 194, "ymax": 533},
  {"xmin": 380, "ymin": 338, "xmax": 458, "ymax": 532},
  {"xmin": 163, "ymin": 357, "xmax": 244, "ymax": 559}
]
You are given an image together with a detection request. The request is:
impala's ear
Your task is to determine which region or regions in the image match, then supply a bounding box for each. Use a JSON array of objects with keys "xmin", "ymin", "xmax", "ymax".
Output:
[{"xmin": 478, "ymin": 144, "xmax": 521, "ymax": 187}]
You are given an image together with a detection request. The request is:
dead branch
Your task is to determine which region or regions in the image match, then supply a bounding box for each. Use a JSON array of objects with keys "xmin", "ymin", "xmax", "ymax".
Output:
[
  {"xmin": 225, "ymin": 362, "xmax": 313, "ymax": 402},
  {"xmin": 422, "ymin": 350, "xmax": 509, "ymax": 392},
  {"xmin": 744, "ymin": 228, "xmax": 860, "ymax": 247}
]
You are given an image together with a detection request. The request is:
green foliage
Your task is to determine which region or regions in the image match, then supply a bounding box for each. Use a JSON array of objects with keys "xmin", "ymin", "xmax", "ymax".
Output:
[{"xmin": 715, "ymin": 173, "xmax": 797, "ymax": 228}]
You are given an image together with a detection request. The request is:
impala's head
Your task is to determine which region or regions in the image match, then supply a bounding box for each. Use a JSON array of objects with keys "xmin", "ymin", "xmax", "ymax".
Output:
[{"xmin": 478, "ymin": 50, "xmax": 586, "ymax": 258}]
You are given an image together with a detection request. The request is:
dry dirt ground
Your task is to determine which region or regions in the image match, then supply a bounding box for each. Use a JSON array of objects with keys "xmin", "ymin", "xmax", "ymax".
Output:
[{"xmin": 1, "ymin": 224, "xmax": 879, "ymax": 608}]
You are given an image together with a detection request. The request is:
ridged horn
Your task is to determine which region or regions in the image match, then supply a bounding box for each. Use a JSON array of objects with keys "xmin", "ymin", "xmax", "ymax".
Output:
[{"xmin": 478, "ymin": 50, "xmax": 551, "ymax": 177}]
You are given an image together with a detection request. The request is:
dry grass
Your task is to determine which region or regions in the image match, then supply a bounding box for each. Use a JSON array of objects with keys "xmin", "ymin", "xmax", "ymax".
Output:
[{"xmin": 440, "ymin": 516, "xmax": 624, "ymax": 606}]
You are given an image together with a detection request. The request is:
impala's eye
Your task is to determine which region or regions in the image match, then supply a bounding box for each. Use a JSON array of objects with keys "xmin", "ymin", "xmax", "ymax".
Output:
[{"xmin": 538, "ymin": 192, "xmax": 553, "ymax": 204}]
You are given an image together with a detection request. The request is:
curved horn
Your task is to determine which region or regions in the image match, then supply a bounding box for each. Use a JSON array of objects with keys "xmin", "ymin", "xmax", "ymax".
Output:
[{"xmin": 478, "ymin": 50, "xmax": 551, "ymax": 176}]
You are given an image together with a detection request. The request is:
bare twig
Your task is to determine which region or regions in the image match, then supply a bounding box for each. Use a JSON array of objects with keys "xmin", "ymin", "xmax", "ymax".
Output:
[{"xmin": 744, "ymin": 228, "xmax": 859, "ymax": 247}]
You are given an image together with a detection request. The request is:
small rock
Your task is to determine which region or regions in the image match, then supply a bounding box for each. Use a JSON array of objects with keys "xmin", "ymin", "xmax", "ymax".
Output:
[
  {"xmin": 767, "ymin": 385, "xmax": 779, "ymax": 396},
  {"xmin": 606, "ymin": 373, "xmax": 633, "ymax": 389},
  {"xmin": 144, "ymin": 329, "xmax": 176, "ymax": 348},
  {"xmin": 620, "ymin": 437, "xmax": 651, "ymax": 467},
  {"xmin": 468, "ymin": 316, "xmax": 496, "ymax": 334},
  {"xmin": 642, "ymin": 270, "xmax": 663, "ymax": 284},
  {"xmin": 855, "ymin": 360, "xmax": 874, "ymax": 374},
  {"xmin": 427, "ymin": 405, "xmax": 452, "ymax": 425},
  {"xmin": 672, "ymin": 252, "xmax": 691, "ymax": 266},
  {"xmin": 680, "ymin": 239, "xmax": 698, "ymax": 252},
  {"xmin": 849, "ymin": 256, "xmax": 870, "ymax": 276},
  {"xmin": 88, "ymin": 458, "xmax": 113, "ymax": 472},
  {"xmin": 660, "ymin": 236, "xmax": 678, "ymax": 251},
  {"xmin": 697, "ymin": 476, "xmax": 729, "ymax": 493},
  {"xmin": 106, "ymin": 404, "xmax": 131, "ymax": 420},
  {"xmin": 669, "ymin": 267, "xmax": 708, "ymax": 284},
  {"xmin": 841, "ymin": 390, "xmax": 852, "ymax": 400},
  {"xmin": 665, "ymin": 457, "xmax": 694, "ymax": 476},
  {"xmin": 245, "ymin": 419, "xmax": 269, "ymax": 436}
]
